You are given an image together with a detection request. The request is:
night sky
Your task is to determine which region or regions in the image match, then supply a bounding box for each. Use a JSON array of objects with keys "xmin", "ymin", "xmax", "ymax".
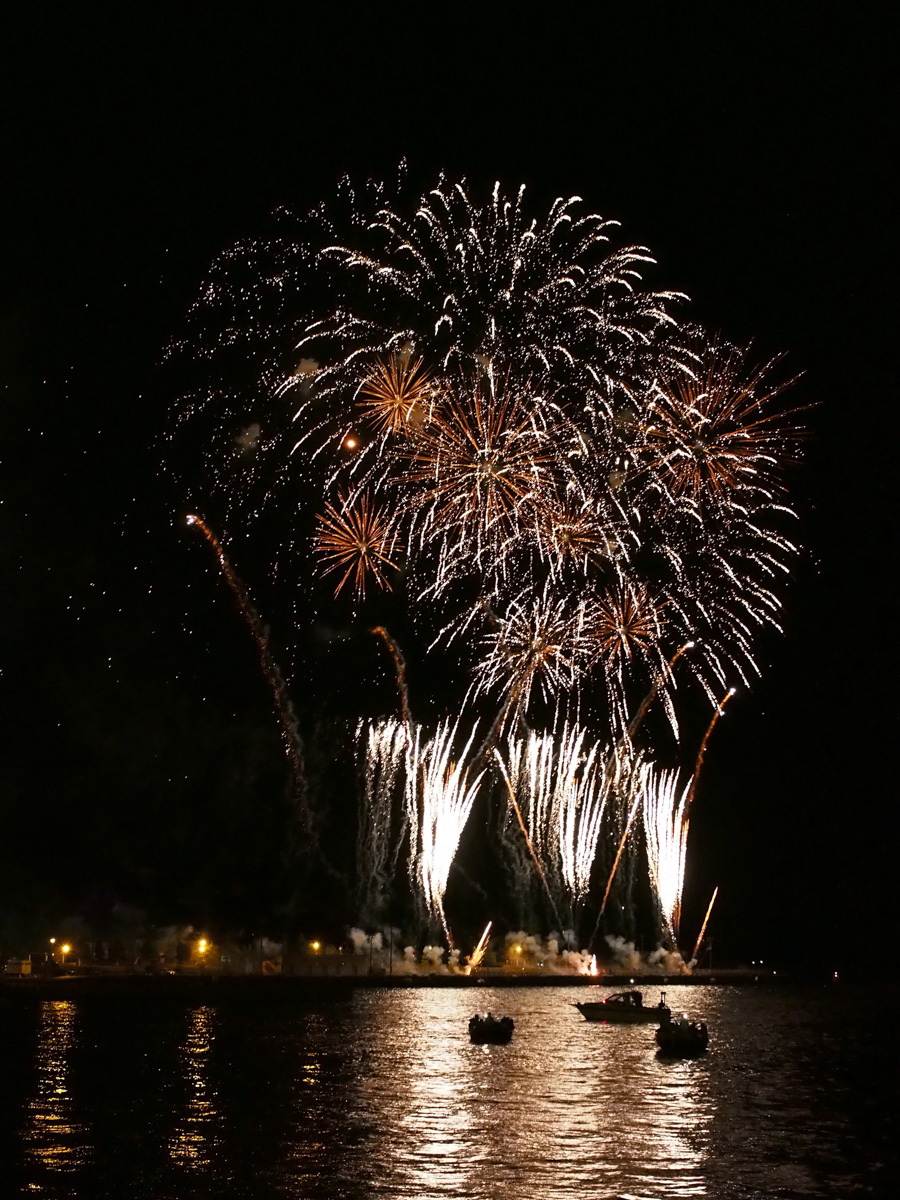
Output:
[{"xmin": 1, "ymin": 9, "xmax": 896, "ymax": 973}]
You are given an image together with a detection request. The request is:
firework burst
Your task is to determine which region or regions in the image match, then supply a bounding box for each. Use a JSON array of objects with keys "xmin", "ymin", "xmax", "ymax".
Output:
[
  {"xmin": 638, "ymin": 335, "xmax": 804, "ymax": 507},
  {"xmin": 589, "ymin": 581, "xmax": 665, "ymax": 670},
  {"xmin": 358, "ymin": 353, "xmax": 434, "ymax": 435},
  {"xmin": 313, "ymin": 492, "xmax": 397, "ymax": 598},
  {"xmin": 473, "ymin": 585, "xmax": 591, "ymax": 715},
  {"xmin": 169, "ymin": 167, "xmax": 805, "ymax": 951},
  {"xmin": 396, "ymin": 373, "xmax": 562, "ymax": 573}
]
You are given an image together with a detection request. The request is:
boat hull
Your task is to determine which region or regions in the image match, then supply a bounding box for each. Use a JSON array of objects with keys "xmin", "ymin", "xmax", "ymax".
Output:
[
  {"xmin": 469, "ymin": 1015, "xmax": 514, "ymax": 1044},
  {"xmin": 655, "ymin": 1021, "xmax": 708, "ymax": 1056},
  {"xmin": 576, "ymin": 1002, "xmax": 670, "ymax": 1024}
]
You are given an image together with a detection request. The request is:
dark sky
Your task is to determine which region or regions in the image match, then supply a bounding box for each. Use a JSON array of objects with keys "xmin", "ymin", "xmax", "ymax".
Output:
[{"xmin": 1, "ymin": 8, "xmax": 896, "ymax": 971}]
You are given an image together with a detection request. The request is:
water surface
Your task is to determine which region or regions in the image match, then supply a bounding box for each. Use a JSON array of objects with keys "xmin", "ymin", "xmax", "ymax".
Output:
[{"xmin": 1, "ymin": 982, "xmax": 895, "ymax": 1198}]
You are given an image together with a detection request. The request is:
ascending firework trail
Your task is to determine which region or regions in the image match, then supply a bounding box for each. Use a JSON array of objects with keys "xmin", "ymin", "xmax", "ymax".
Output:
[{"xmin": 185, "ymin": 514, "xmax": 306, "ymax": 821}]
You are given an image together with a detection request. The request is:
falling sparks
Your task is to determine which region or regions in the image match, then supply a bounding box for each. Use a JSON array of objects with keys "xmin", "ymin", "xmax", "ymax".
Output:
[
  {"xmin": 405, "ymin": 718, "xmax": 485, "ymax": 946},
  {"xmin": 642, "ymin": 766, "xmax": 692, "ymax": 940}
]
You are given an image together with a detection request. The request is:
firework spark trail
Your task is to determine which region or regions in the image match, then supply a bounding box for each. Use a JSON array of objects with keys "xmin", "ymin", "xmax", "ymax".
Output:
[
  {"xmin": 465, "ymin": 920, "xmax": 492, "ymax": 974},
  {"xmin": 690, "ymin": 687, "xmax": 735, "ymax": 795},
  {"xmin": 185, "ymin": 514, "xmax": 306, "ymax": 812},
  {"xmin": 371, "ymin": 626, "xmax": 411, "ymax": 734},
  {"xmin": 493, "ymin": 748, "xmax": 566, "ymax": 933},
  {"xmin": 597, "ymin": 789, "xmax": 643, "ymax": 921},
  {"xmin": 641, "ymin": 689, "xmax": 732, "ymax": 944},
  {"xmin": 406, "ymin": 718, "xmax": 485, "ymax": 947},
  {"xmin": 357, "ymin": 718, "xmax": 408, "ymax": 923},
  {"xmin": 690, "ymin": 885, "xmax": 719, "ymax": 965},
  {"xmin": 642, "ymin": 766, "xmax": 692, "ymax": 940},
  {"xmin": 622, "ymin": 641, "xmax": 695, "ymax": 747}
]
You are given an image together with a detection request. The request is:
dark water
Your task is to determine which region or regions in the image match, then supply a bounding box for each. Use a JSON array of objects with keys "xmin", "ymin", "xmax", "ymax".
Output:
[{"xmin": 1, "ymin": 982, "xmax": 896, "ymax": 1199}]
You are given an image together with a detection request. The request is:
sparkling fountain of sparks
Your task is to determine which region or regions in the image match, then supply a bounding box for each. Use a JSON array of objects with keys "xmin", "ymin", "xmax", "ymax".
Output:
[
  {"xmin": 642, "ymin": 766, "xmax": 692, "ymax": 941},
  {"xmin": 497, "ymin": 725, "xmax": 644, "ymax": 920},
  {"xmin": 357, "ymin": 718, "xmax": 409, "ymax": 925},
  {"xmin": 642, "ymin": 689, "xmax": 734, "ymax": 944},
  {"xmin": 405, "ymin": 718, "xmax": 485, "ymax": 947}
]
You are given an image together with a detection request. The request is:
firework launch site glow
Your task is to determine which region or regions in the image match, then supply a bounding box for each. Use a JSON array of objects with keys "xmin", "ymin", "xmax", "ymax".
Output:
[{"xmin": 166, "ymin": 167, "xmax": 805, "ymax": 966}]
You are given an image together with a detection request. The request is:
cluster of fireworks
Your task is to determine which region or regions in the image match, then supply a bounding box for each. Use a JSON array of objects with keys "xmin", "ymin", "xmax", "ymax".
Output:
[{"xmin": 169, "ymin": 167, "xmax": 803, "ymax": 962}]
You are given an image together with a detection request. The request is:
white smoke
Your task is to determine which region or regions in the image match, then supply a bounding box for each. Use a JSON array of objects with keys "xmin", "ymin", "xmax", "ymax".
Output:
[
  {"xmin": 421, "ymin": 944, "xmax": 447, "ymax": 971},
  {"xmin": 604, "ymin": 934, "xmax": 690, "ymax": 975},
  {"xmin": 348, "ymin": 927, "xmax": 384, "ymax": 955},
  {"xmin": 503, "ymin": 930, "xmax": 595, "ymax": 974}
]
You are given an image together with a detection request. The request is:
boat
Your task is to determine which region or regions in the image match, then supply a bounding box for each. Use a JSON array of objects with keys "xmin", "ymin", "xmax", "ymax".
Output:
[
  {"xmin": 655, "ymin": 1018, "xmax": 708, "ymax": 1056},
  {"xmin": 469, "ymin": 1013, "xmax": 515, "ymax": 1044},
  {"xmin": 575, "ymin": 990, "xmax": 671, "ymax": 1024}
]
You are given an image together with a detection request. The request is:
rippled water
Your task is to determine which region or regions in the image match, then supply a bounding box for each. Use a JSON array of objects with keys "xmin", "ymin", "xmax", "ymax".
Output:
[{"xmin": 1, "ymin": 982, "xmax": 896, "ymax": 1198}]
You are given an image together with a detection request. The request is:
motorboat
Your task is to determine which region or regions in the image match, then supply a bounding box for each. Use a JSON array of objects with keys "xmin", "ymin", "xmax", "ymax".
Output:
[
  {"xmin": 655, "ymin": 1018, "xmax": 708, "ymax": 1056},
  {"xmin": 575, "ymin": 990, "xmax": 671, "ymax": 1024},
  {"xmin": 469, "ymin": 1013, "xmax": 515, "ymax": 1044}
]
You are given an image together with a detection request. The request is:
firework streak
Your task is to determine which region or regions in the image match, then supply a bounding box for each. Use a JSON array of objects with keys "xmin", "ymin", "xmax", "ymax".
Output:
[
  {"xmin": 690, "ymin": 886, "xmax": 719, "ymax": 964},
  {"xmin": 185, "ymin": 514, "xmax": 305, "ymax": 812}
]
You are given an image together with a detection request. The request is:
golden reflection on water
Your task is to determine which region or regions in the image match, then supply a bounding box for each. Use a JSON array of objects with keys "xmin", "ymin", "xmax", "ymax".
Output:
[
  {"xmin": 354, "ymin": 986, "xmax": 715, "ymax": 1199},
  {"xmin": 23, "ymin": 1000, "xmax": 90, "ymax": 1181},
  {"xmin": 357, "ymin": 991, "xmax": 475, "ymax": 1196},
  {"xmin": 280, "ymin": 1012, "xmax": 338, "ymax": 1187},
  {"xmin": 168, "ymin": 1004, "xmax": 220, "ymax": 1171}
]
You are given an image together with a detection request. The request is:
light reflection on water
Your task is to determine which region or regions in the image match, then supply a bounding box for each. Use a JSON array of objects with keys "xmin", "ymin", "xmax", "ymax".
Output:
[
  {"xmin": 168, "ymin": 1003, "xmax": 221, "ymax": 1172},
  {"xmin": 22, "ymin": 1000, "xmax": 90, "ymax": 1186},
  {"xmin": 4, "ymin": 982, "xmax": 896, "ymax": 1199},
  {"xmin": 351, "ymin": 987, "xmax": 712, "ymax": 1199}
]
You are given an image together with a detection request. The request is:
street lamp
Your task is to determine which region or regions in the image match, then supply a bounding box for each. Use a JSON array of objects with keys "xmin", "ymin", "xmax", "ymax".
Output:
[{"xmin": 61, "ymin": 944, "xmax": 71, "ymax": 966}]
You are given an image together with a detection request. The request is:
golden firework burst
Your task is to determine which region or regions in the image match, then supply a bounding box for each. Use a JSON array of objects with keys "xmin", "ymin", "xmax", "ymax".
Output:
[
  {"xmin": 639, "ymin": 339, "xmax": 803, "ymax": 503},
  {"xmin": 314, "ymin": 493, "xmax": 397, "ymax": 599},
  {"xmin": 589, "ymin": 582, "xmax": 663, "ymax": 669},
  {"xmin": 475, "ymin": 587, "xmax": 588, "ymax": 710},
  {"xmin": 540, "ymin": 492, "xmax": 619, "ymax": 569},
  {"xmin": 399, "ymin": 377, "xmax": 559, "ymax": 552},
  {"xmin": 358, "ymin": 354, "xmax": 433, "ymax": 435}
]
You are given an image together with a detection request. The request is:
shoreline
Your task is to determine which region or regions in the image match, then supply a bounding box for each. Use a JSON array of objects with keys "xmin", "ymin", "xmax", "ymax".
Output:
[{"xmin": 0, "ymin": 967, "xmax": 790, "ymax": 1001}]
